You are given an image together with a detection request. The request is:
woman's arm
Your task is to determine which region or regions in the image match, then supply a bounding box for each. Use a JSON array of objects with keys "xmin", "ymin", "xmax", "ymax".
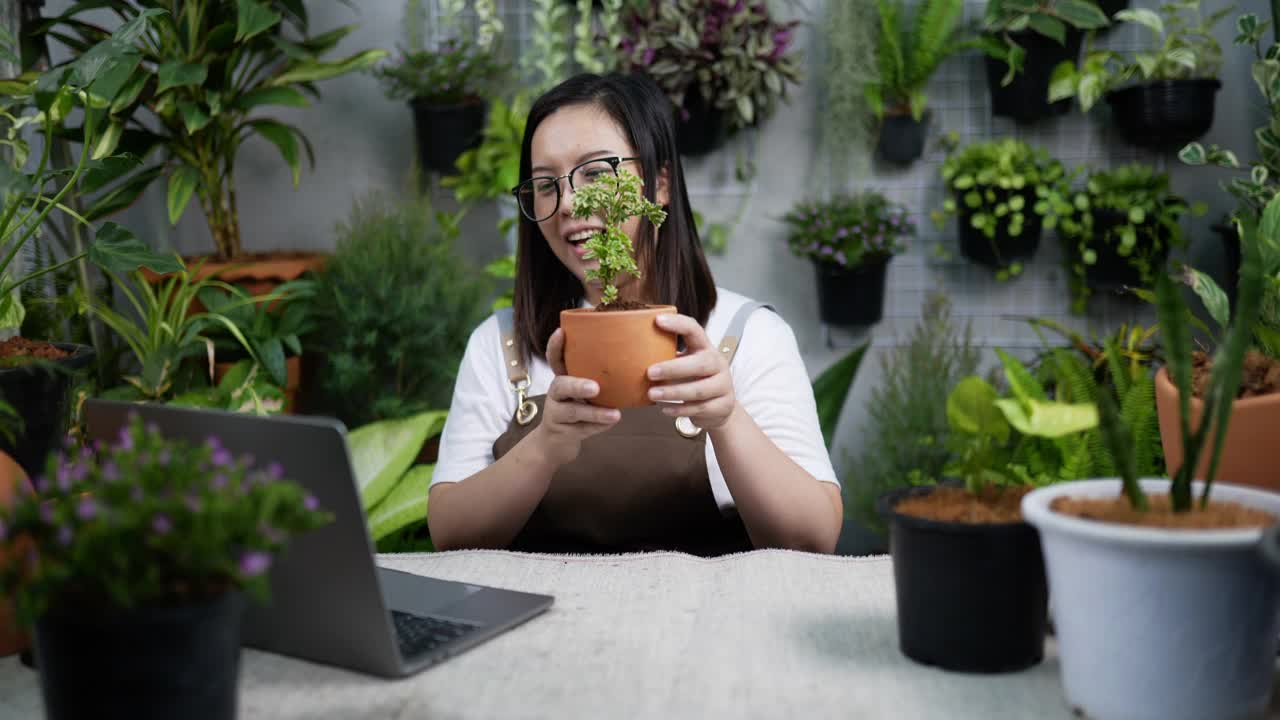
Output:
[{"xmin": 647, "ymin": 313, "xmax": 842, "ymax": 554}]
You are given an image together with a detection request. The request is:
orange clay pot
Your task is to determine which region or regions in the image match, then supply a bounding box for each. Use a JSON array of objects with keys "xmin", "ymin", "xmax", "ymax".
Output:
[
  {"xmin": 0, "ymin": 450, "xmax": 31, "ymax": 656},
  {"xmin": 560, "ymin": 305, "xmax": 678, "ymax": 409},
  {"xmin": 141, "ymin": 251, "xmax": 327, "ymax": 313},
  {"xmin": 1155, "ymin": 367, "xmax": 1280, "ymax": 491}
]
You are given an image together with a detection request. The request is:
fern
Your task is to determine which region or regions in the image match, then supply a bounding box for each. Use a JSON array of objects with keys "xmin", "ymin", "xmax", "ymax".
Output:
[
  {"xmin": 872, "ymin": 0, "xmax": 906, "ymax": 113},
  {"xmin": 1121, "ymin": 373, "xmax": 1161, "ymax": 477},
  {"xmin": 906, "ymin": 0, "xmax": 966, "ymax": 88},
  {"xmin": 1052, "ymin": 348, "xmax": 1097, "ymax": 404}
]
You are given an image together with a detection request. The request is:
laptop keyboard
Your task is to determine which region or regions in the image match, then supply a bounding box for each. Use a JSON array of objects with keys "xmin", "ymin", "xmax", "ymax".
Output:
[{"xmin": 391, "ymin": 610, "xmax": 481, "ymax": 659}]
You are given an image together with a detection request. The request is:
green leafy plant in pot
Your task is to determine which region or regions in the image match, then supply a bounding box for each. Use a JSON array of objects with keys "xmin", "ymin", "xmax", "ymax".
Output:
[
  {"xmin": 558, "ymin": 168, "xmax": 673, "ymax": 409},
  {"xmin": 865, "ymin": 0, "xmax": 977, "ymax": 165},
  {"xmin": 0, "ymin": 416, "xmax": 331, "ymax": 720},
  {"xmin": 1048, "ymin": 1, "xmax": 1231, "ymax": 149},
  {"xmin": 1021, "ymin": 198, "xmax": 1280, "ymax": 720},
  {"xmin": 0, "ymin": 14, "xmax": 180, "ymax": 479},
  {"xmin": 1057, "ymin": 163, "xmax": 1199, "ymax": 312},
  {"xmin": 878, "ymin": 348, "xmax": 1103, "ymax": 673},
  {"xmin": 979, "ymin": 0, "xmax": 1111, "ymax": 124},
  {"xmin": 932, "ymin": 136, "xmax": 1073, "ymax": 278},
  {"xmin": 441, "ymin": 93, "xmax": 530, "ymax": 253},
  {"xmin": 781, "ymin": 192, "xmax": 913, "ymax": 327}
]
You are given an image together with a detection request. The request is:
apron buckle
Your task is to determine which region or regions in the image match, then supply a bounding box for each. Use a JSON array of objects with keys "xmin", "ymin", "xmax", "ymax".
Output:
[
  {"xmin": 674, "ymin": 416, "xmax": 702, "ymax": 438},
  {"xmin": 514, "ymin": 376, "xmax": 538, "ymax": 426}
]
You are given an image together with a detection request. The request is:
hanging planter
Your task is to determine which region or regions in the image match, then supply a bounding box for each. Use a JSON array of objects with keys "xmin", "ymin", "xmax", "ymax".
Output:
[
  {"xmin": 985, "ymin": 30, "xmax": 1084, "ymax": 125},
  {"xmin": 411, "ymin": 98, "xmax": 488, "ymax": 175},
  {"xmin": 1079, "ymin": 209, "xmax": 1172, "ymax": 292},
  {"xmin": 1105, "ymin": 79, "xmax": 1222, "ymax": 150},
  {"xmin": 675, "ymin": 87, "xmax": 729, "ymax": 158},
  {"xmin": 956, "ymin": 192, "xmax": 1044, "ymax": 271},
  {"xmin": 812, "ymin": 258, "xmax": 891, "ymax": 327},
  {"xmin": 875, "ymin": 111, "xmax": 929, "ymax": 166}
]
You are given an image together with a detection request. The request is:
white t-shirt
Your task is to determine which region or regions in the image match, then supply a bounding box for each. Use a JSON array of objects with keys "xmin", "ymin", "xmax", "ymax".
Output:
[{"xmin": 431, "ymin": 287, "xmax": 839, "ymax": 513}]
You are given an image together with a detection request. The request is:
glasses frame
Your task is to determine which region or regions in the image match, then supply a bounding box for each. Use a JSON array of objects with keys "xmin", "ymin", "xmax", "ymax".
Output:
[{"xmin": 511, "ymin": 156, "xmax": 640, "ymax": 222}]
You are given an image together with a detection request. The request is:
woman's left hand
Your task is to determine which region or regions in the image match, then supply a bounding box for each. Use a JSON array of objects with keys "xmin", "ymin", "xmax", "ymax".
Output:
[{"xmin": 646, "ymin": 313, "xmax": 738, "ymax": 430}]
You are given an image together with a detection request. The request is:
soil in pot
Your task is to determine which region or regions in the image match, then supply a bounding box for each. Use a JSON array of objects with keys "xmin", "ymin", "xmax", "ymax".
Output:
[
  {"xmin": 1193, "ymin": 349, "xmax": 1280, "ymax": 400},
  {"xmin": 560, "ymin": 304, "xmax": 678, "ymax": 409},
  {"xmin": 986, "ymin": 29, "xmax": 1084, "ymax": 124},
  {"xmin": 1105, "ymin": 78, "xmax": 1221, "ymax": 150},
  {"xmin": 880, "ymin": 484, "xmax": 1047, "ymax": 674},
  {"xmin": 0, "ymin": 339, "xmax": 95, "ymax": 478},
  {"xmin": 1050, "ymin": 493, "xmax": 1275, "ymax": 529},
  {"xmin": 876, "ymin": 111, "xmax": 929, "ymax": 165},
  {"xmin": 813, "ymin": 258, "xmax": 890, "ymax": 327},
  {"xmin": 412, "ymin": 97, "xmax": 486, "ymax": 175}
]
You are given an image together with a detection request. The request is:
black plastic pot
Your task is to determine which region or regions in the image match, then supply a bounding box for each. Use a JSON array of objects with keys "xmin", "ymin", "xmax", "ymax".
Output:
[
  {"xmin": 1098, "ymin": 0, "xmax": 1130, "ymax": 21},
  {"xmin": 877, "ymin": 485, "xmax": 1048, "ymax": 673},
  {"xmin": 985, "ymin": 29, "xmax": 1083, "ymax": 125},
  {"xmin": 676, "ymin": 87, "xmax": 728, "ymax": 157},
  {"xmin": 34, "ymin": 592, "xmax": 244, "ymax": 720},
  {"xmin": 876, "ymin": 112, "xmax": 929, "ymax": 165},
  {"xmin": 1105, "ymin": 79, "xmax": 1222, "ymax": 150},
  {"xmin": 813, "ymin": 257, "xmax": 891, "ymax": 327},
  {"xmin": 1213, "ymin": 222, "xmax": 1242, "ymax": 313},
  {"xmin": 0, "ymin": 342, "xmax": 94, "ymax": 478},
  {"xmin": 411, "ymin": 98, "xmax": 487, "ymax": 175},
  {"xmin": 1080, "ymin": 209, "xmax": 1171, "ymax": 292},
  {"xmin": 956, "ymin": 191, "xmax": 1043, "ymax": 270}
]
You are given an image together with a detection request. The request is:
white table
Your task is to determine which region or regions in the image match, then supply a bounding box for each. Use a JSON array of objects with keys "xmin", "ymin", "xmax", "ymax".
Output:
[{"xmin": 2, "ymin": 550, "xmax": 1273, "ymax": 719}]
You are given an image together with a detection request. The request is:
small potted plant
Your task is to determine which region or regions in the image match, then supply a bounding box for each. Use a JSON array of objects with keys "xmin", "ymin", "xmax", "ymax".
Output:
[
  {"xmin": 0, "ymin": 416, "xmax": 331, "ymax": 719},
  {"xmin": 441, "ymin": 93, "xmax": 531, "ymax": 252},
  {"xmin": 933, "ymin": 137, "xmax": 1072, "ymax": 278},
  {"xmin": 865, "ymin": 0, "xmax": 977, "ymax": 165},
  {"xmin": 558, "ymin": 169, "xmax": 672, "ymax": 409},
  {"xmin": 620, "ymin": 0, "xmax": 801, "ymax": 156},
  {"xmin": 1048, "ymin": 1, "xmax": 1231, "ymax": 149},
  {"xmin": 1058, "ymin": 164, "xmax": 1198, "ymax": 311},
  {"xmin": 878, "ymin": 348, "xmax": 1108, "ymax": 673},
  {"xmin": 980, "ymin": 0, "xmax": 1110, "ymax": 124},
  {"xmin": 781, "ymin": 192, "xmax": 914, "ymax": 327},
  {"xmin": 375, "ymin": 38, "xmax": 506, "ymax": 176},
  {"xmin": 1021, "ymin": 201, "xmax": 1280, "ymax": 720}
]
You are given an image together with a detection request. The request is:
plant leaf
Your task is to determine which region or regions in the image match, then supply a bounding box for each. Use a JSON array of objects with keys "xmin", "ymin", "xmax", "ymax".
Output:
[
  {"xmin": 368, "ymin": 465, "xmax": 434, "ymax": 541},
  {"xmin": 249, "ymin": 120, "xmax": 300, "ymax": 186},
  {"xmin": 811, "ymin": 342, "xmax": 869, "ymax": 449},
  {"xmin": 166, "ymin": 165, "xmax": 199, "ymax": 225},
  {"xmin": 87, "ymin": 223, "xmax": 182, "ymax": 274},
  {"xmin": 236, "ymin": 0, "xmax": 282, "ymax": 42},
  {"xmin": 156, "ymin": 62, "xmax": 208, "ymax": 94},
  {"xmin": 270, "ymin": 49, "xmax": 388, "ymax": 86},
  {"xmin": 232, "ymin": 86, "xmax": 310, "ymax": 111},
  {"xmin": 349, "ymin": 410, "xmax": 448, "ymax": 510}
]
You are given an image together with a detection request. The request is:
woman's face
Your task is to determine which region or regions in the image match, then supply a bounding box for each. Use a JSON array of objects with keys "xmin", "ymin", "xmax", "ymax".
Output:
[{"xmin": 529, "ymin": 102, "xmax": 667, "ymax": 305}]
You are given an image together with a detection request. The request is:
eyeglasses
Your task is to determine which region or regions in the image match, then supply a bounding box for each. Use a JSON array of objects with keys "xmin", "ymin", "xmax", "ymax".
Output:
[{"xmin": 511, "ymin": 156, "xmax": 640, "ymax": 222}]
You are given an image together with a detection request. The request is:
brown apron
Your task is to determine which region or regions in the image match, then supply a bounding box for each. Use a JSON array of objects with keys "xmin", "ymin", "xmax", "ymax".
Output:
[{"xmin": 491, "ymin": 302, "xmax": 770, "ymax": 556}]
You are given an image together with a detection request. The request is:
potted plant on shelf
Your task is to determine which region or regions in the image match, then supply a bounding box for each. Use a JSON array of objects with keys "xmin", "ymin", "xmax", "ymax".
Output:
[
  {"xmin": 1058, "ymin": 163, "xmax": 1198, "ymax": 312},
  {"xmin": 619, "ymin": 0, "xmax": 802, "ymax": 157},
  {"xmin": 932, "ymin": 136, "xmax": 1072, "ymax": 279},
  {"xmin": 441, "ymin": 93, "xmax": 531, "ymax": 252},
  {"xmin": 1021, "ymin": 200, "xmax": 1280, "ymax": 720},
  {"xmin": 781, "ymin": 192, "xmax": 913, "ymax": 327},
  {"xmin": 0, "ymin": 416, "xmax": 330, "ymax": 720},
  {"xmin": 375, "ymin": 38, "xmax": 505, "ymax": 176},
  {"xmin": 980, "ymin": 0, "xmax": 1110, "ymax": 124},
  {"xmin": 878, "ymin": 347, "xmax": 1125, "ymax": 673},
  {"xmin": 27, "ymin": 1, "xmax": 386, "ymax": 291},
  {"xmin": 559, "ymin": 169, "xmax": 672, "ymax": 409},
  {"xmin": 0, "ymin": 13, "xmax": 180, "ymax": 479},
  {"xmin": 1048, "ymin": 1, "xmax": 1231, "ymax": 149},
  {"xmin": 865, "ymin": 0, "xmax": 976, "ymax": 165}
]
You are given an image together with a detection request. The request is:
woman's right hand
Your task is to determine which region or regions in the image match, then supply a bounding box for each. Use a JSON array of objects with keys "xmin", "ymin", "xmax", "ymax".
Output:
[{"xmin": 529, "ymin": 328, "xmax": 621, "ymax": 467}]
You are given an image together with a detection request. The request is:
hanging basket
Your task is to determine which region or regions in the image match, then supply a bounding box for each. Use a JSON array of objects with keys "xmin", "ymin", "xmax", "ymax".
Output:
[
  {"xmin": 1079, "ymin": 209, "xmax": 1171, "ymax": 293},
  {"xmin": 675, "ymin": 87, "xmax": 728, "ymax": 157},
  {"xmin": 876, "ymin": 112, "xmax": 930, "ymax": 166},
  {"xmin": 985, "ymin": 30, "xmax": 1083, "ymax": 125},
  {"xmin": 411, "ymin": 97, "xmax": 487, "ymax": 175},
  {"xmin": 955, "ymin": 191, "xmax": 1044, "ymax": 271},
  {"xmin": 1104, "ymin": 79, "xmax": 1221, "ymax": 150},
  {"xmin": 812, "ymin": 257, "xmax": 891, "ymax": 327}
]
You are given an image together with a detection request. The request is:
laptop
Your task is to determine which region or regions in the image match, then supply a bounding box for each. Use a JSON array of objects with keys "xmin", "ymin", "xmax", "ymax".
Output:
[{"xmin": 84, "ymin": 400, "xmax": 554, "ymax": 678}]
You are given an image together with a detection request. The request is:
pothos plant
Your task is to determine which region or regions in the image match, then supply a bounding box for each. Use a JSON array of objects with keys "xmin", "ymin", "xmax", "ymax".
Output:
[
  {"xmin": 570, "ymin": 169, "xmax": 667, "ymax": 307},
  {"xmin": 932, "ymin": 136, "xmax": 1074, "ymax": 279},
  {"xmin": 980, "ymin": 0, "xmax": 1111, "ymax": 86}
]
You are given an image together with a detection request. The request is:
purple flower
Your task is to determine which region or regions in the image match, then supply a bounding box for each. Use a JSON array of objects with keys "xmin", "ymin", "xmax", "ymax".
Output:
[
  {"xmin": 76, "ymin": 496, "xmax": 97, "ymax": 521},
  {"xmin": 56, "ymin": 464, "xmax": 72, "ymax": 491},
  {"xmin": 835, "ymin": 251, "xmax": 848, "ymax": 265},
  {"xmin": 145, "ymin": 422, "xmax": 160, "ymax": 437},
  {"xmin": 34, "ymin": 475, "xmax": 49, "ymax": 494},
  {"xmin": 212, "ymin": 448, "xmax": 233, "ymax": 467},
  {"xmin": 239, "ymin": 551, "xmax": 272, "ymax": 578},
  {"xmin": 820, "ymin": 246, "xmax": 833, "ymax": 255},
  {"xmin": 206, "ymin": 435, "xmax": 223, "ymax": 452},
  {"xmin": 212, "ymin": 473, "xmax": 228, "ymax": 490},
  {"xmin": 57, "ymin": 526, "xmax": 72, "ymax": 547},
  {"xmin": 93, "ymin": 439, "xmax": 105, "ymax": 453},
  {"xmin": 836, "ymin": 228, "xmax": 848, "ymax": 239},
  {"xmin": 266, "ymin": 462, "xmax": 283, "ymax": 481},
  {"xmin": 39, "ymin": 504, "xmax": 54, "ymax": 524},
  {"xmin": 116, "ymin": 426, "xmax": 133, "ymax": 451},
  {"xmin": 641, "ymin": 47, "xmax": 655, "ymax": 67},
  {"xmin": 152, "ymin": 514, "xmax": 172, "ymax": 535},
  {"xmin": 303, "ymin": 494, "xmax": 319, "ymax": 512},
  {"xmin": 102, "ymin": 462, "xmax": 120, "ymax": 482},
  {"xmin": 69, "ymin": 463, "xmax": 88, "ymax": 484}
]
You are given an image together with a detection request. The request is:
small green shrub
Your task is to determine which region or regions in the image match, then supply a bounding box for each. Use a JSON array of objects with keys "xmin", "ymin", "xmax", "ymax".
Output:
[{"xmin": 309, "ymin": 193, "xmax": 491, "ymax": 427}]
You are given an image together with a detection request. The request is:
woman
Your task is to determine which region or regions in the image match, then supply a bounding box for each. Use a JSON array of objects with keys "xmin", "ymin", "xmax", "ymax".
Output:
[{"xmin": 428, "ymin": 73, "xmax": 841, "ymax": 555}]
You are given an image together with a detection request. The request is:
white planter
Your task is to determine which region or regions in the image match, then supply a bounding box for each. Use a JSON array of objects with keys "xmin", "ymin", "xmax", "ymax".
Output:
[{"xmin": 1023, "ymin": 479, "xmax": 1280, "ymax": 720}]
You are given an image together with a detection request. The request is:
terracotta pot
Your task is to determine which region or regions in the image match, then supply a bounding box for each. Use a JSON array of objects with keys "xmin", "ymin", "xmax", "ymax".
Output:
[
  {"xmin": 213, "ymin": 355, "xmax": 303, "ymax": 414},
  {"xmin": 1154, "ymin": 367, "xmax": 1280, "ymax": 491},
  {"xmin": 141, "ymin": 251, "xmax": 327, "ymax": 313},
  {"xmin": 0, "ymin": 450, "xmax": 31, "ymax": 657},
  {"xmin": 559, "ymin": 305, "xmax": 678, "ymax": 409}
]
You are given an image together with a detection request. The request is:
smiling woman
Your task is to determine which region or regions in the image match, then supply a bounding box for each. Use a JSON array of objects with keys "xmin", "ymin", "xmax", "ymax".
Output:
[{"xmin": 426, "ymin": 73, "xmax": 843, "ymax": 557}]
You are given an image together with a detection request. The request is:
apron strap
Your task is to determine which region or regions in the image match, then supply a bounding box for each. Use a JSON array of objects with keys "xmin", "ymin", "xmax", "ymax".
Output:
[
  {"xmin": 717, "ymin": 301, "xmax": 774, "ymax": 366},
  {"xmin": 495, "ymin": 307, "xmax": 527, "ymax": 385}
]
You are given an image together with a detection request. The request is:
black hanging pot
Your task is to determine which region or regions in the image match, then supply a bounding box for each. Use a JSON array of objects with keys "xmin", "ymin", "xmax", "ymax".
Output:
[
  {"xmin": 878, "ymin": 485, "xmax": 1048, "ymax": 673},
  {"xmin": 876, "ymin": 111, "xmax": 929, "ymax": 165},
  {"xmin": 410, "ymin": 97, "xmax": 487, "ymax": 175},
  {"xmin": 1079, "ymin": 209, "xmax": 1171, "ymax": 292},
  {"xmin": 0, "ymin": 342, "xmax": 94, "ymax": 478},
  {"xmin": 675, "ymin": 86, "xmax": 728, "ymax": 157},
  {"xmin": 1104, "ymin": 78, "xmax": 1221, "ymax": 150},
  {"xmin": 34, "ymin": 592, "xmax": 245, "ymax": 720},
  {"xmin": 985, "ymin": 29, "xmax": 1084, "ymax": 125},
  {"xmin": 955, "ymin": 189, "xmax": 1043, "ymax": 270},
  {"xmin": 1213, "ymin": 221, "xmax": 1242, "ymax": 313},
  {"xmin": 1098, "ymin": 0, "xmax": 1130, "ymax": 22},
  {"xmin": 812, "ymin": 257, "xmax": 891, "ymax": 327}
]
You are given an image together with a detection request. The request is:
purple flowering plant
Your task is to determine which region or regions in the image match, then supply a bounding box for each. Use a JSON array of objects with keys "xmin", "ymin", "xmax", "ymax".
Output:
[
  {"xmin": 620, "ymin": 0, "xmax": 801, "ymax": 131},
  {"xmin": 0, "ymin": 416, "xmax": 331, "ymax": 625},
  {"xmin": 782, "ymin": 192, "xmax": 914, "ymax": 269},
  {"xmin": 373, "ymin": 39, "xmax": 506, "ymax": 105}
]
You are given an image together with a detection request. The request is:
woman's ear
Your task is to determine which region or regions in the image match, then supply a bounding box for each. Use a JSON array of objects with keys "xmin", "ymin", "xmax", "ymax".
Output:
[{"xmin": 656, "ymin": 166, "xmax": 671, "ymax": 207}]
